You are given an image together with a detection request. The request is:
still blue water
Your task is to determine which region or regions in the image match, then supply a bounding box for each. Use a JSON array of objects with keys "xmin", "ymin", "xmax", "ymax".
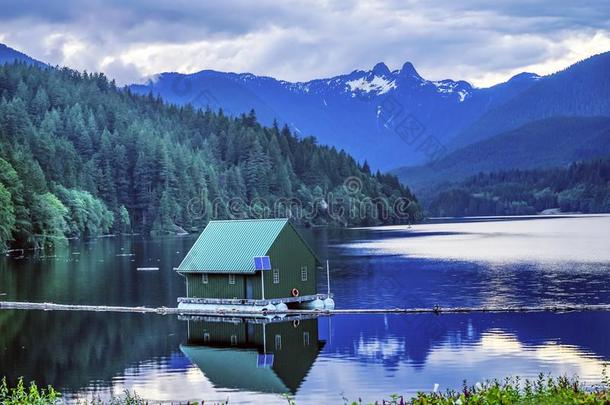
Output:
[{"xmin": 1, "ymin": 215, "xmax": 609, "ymax": 403}]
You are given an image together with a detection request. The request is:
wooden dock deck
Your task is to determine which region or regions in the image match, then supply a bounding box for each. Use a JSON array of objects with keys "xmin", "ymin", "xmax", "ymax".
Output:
[{"xmin": 177, "ymin": 293, "xmax": 330, "ymax": 306}]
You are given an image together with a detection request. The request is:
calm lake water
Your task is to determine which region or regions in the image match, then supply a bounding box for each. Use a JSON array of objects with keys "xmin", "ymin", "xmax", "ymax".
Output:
[{"xmin": 1, "ymin": 215, "xmax": 610, "ymax": 403}]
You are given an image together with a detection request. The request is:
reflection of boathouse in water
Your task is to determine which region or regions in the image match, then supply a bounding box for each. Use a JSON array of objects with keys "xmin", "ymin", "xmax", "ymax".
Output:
[{"xmin": 180, "ymin": 316, "xmax": 325, "ymax": 394}]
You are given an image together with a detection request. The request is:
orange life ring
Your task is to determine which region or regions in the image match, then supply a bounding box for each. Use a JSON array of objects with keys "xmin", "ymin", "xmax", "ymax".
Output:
[{"xmin": 291, "ymin": 288, "xmax": 300, "ymax": 297}]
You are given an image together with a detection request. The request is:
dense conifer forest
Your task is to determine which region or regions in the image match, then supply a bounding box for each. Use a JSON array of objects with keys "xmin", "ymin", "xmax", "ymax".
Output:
[
  {"xmin": 0, "ymin": 63, "xmax": 419, "ymax": 249},
  {"xmin": 428, "ymin": 158, "xmax": 610, "ymax": 216}
]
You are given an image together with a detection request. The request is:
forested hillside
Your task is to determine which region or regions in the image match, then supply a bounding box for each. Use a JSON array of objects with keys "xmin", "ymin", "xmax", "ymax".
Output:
[
  {"xmin": 448, "ymin": 51, "xmax": 610, "ymax": 149},
  {"xmin": 0, "ymin": 44, "xmax": 46, "ymax": 67},
  {"xmin": 394, "ymin": 116, "xmax": 610, "ymax": 194},
  {"xmin": 428, "ymin": 158, "xmax": 610, "ymax": 216},
  {"xmin": 0, "ymin": 62, "xmax": 419, "ymax": 249}
]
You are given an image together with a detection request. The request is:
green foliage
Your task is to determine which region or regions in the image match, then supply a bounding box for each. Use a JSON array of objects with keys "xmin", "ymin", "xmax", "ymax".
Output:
[
  {"xmin": 0, "ymin": 183, "xmax": 15, "ymax": 248},
  {"xmin": 0, "ymin": 377, "xmax": 60, "ymax": 405},
  {"xmin": 0, "ymin": 158, "xmax": 29, "ymax": 244},
  {"xmin": 116, "ymin": 205, "xmax": 131, "ymax": 234},
  {"xmin": 30, "ymin": 193, "xmax": 69, "ymax": 247},
  {"xmin": 429, "ymin": 158, "xmax": 610, "ymax": 216},
  {"xmin": 340, "ymin": 372, "xmax": 610, "ymax": 405},
  {"xmin": 0, "ymin": 62, "xmax": 419, "ymax": 248},
  {"xmin": 409, "ymin": 374, "xmax": 610, "ymax": 405},
  {"xmin": 85, "ymin": 390, "xmax": 148, "ymax": 405},
  {"xmin": 53, "ymin": 185, "xmax": 114, "ymax": 237}
]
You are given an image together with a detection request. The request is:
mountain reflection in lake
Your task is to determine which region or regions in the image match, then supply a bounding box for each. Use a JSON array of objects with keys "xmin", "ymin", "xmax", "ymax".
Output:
[{"xmin": 1, "ymin": 215, "xmax": 609, "ymax": 403}]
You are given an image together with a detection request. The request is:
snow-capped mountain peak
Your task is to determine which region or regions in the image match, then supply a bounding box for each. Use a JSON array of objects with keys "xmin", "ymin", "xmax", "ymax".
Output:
[
  {"xmin": 235, "ymin": 59, "xmax": 475, "ymax": 101},
  {"xmin": 345, "ymin": 75, "xmax": 397, "ymax": 95},
  {"xmin": 432, "ymin": 79, "xmax": 473, "ymax": 102},
  {"xmin": 343, "ymin": 63, "xmax": 397, "ymax": 95}
]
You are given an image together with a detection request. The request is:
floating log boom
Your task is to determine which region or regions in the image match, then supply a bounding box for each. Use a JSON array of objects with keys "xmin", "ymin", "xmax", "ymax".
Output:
[{"xmin": 2, "ymin": 301, "xmax": 610, "ymax": 316}]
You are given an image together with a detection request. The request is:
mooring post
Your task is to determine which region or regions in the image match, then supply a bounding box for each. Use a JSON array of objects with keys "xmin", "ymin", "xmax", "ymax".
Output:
[
  {"xmin": 261, "ymin": 270, "xmax": 265, "ymax": 301},
  {"xmin": 326, "ymin": 260, "xmax": 331, "ymax": 296},
  {"xmin": 263, "ymin": 322, "xmax": 267, "ymax": 354}
]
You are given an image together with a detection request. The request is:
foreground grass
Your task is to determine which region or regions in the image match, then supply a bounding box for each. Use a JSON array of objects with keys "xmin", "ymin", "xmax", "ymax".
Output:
[
  {"xmin": 2, "ymin": 372, "xmax": 610, "ymax": 404},
  {"xmin": 0, "ymin": 377, "xmax": 60, "ymax": 405},
  {"xmin": 0, "ymin": 378, "xmax": 147, "ymax": 405},
  {"xmin": 374, "ymin": 374, "xmax": 610, "ymax": 405}
]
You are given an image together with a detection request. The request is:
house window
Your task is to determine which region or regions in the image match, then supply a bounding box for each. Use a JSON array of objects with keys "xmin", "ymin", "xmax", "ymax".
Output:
[
  {"xmin": 230, "ymin": 334, "xmax": 237, "ymax": 345},
  {"xmin": 301, "ymin": 266, "xmax": 308, "ymax": 282},
  {"xmin": 275, "ymin": 334, "xmax": 282, "ymax": 350},
  {"xmin": 202, "ymin": 273, "xmax": 208, "ymax": 284},
  {"xmin": 273, "ymin": 268, "xmax": 280, "ymax": 284},
  {"xmin": 228, "ymin": 274, "xmax": 236, "ymax": 285},
  {"xmin": 303, "ymin": 332, "xmax": 310, "ymax": 347}
]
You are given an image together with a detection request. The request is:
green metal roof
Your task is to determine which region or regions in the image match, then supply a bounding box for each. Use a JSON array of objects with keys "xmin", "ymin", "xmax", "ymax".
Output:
[{"xmin": 177, "ymin": 218, "xmax": 292, "ymax": 273}]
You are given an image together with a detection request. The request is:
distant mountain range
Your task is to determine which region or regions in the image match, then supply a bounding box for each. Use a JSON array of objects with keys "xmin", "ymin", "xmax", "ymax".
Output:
[
  {"xmin": 3, "ymin": 42, "xmax": 610, "ymax": 201},
  {"xmin": 128, "ymin": 59, "xmax": 543, "ymax": 170},
  {"xmin": 128, "ymin": 52, "xmax": 610, "ymax": 175}
]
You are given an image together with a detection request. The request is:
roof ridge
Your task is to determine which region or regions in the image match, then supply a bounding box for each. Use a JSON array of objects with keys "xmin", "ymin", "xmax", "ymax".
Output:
[{"xmin": 207, "ymin": 218, "xmax": 289, "ymax": 223}]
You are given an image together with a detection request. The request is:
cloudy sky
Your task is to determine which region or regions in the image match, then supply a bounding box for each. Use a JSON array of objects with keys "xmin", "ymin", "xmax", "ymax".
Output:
[{"xmin": 1, "ymin": 0, "xmax": 609, "ymax": 86}]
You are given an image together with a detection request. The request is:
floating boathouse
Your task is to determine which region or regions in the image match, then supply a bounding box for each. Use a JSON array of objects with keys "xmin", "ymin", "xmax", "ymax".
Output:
[{"xmin": 176, "ymin": 218, "xmax": 333, "ymax": 311}]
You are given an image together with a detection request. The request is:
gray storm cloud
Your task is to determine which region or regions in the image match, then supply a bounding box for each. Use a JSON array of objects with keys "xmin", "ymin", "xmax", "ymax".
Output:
[{"xmin": 0, "ymin": 0, "xmax": 609, "ymax": 86}]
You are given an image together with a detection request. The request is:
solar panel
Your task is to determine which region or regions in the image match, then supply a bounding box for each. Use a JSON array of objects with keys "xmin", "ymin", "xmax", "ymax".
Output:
[
  {"xmin": 256, "ymin": 353, "xmax": 274, "ymax": 368},
  {"xmin": 253, "ymin": 256, "xmax": 271, "ymax": 271}
]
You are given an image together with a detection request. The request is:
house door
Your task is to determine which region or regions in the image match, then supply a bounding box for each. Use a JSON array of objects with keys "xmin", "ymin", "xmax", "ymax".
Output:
[{"xmin": 246, "ymin": 277, "xmax": 254, "ymax": 300}]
